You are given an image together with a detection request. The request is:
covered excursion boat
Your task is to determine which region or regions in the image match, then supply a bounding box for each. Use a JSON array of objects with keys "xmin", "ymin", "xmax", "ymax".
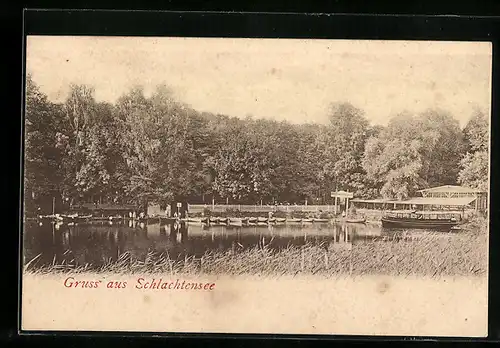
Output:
[{"xmin": 381, "ymin": 211, "xmax": 461, "ymax": 231}]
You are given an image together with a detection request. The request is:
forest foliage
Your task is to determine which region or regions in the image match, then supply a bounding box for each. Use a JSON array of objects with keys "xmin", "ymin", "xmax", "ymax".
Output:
[{"xmin": 24, "ymin": 75, "xmax": 490, "ymax": 212}]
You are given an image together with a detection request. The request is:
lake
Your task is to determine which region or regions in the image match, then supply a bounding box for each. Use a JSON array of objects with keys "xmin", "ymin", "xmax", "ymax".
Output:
[{"xmin": 22, "ymin": 219, "xmax": 458, "ymax": 270}]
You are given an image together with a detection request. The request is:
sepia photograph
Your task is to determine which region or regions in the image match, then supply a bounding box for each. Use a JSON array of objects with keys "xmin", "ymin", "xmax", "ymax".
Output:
[{"xmin": 21, "ymin": 36, "xmax": 491, "ymax": 336}]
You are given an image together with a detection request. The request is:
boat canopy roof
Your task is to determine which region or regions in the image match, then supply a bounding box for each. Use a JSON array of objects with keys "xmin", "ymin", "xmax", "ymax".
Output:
[
  {"xmin": 387, "ymin": 210, "xmax": 462, "ymax": 215},
  {"xmin": 352, "ymin": 197, "xmax": 476, "ymax": 206},
  {"xmin": 417, "ymin": 185, "xmax": 485, "ymax": 194}
]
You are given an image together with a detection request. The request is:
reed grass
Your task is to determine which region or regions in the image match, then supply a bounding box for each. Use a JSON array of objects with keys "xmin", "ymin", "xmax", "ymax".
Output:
[{"xmin": 24, "ymin": 222, "xmax": 487, "ymax": 277}]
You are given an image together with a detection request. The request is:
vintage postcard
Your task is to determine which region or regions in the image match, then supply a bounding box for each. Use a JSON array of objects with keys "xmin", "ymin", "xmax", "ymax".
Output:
[{"xmin": 21, "ymin": 36, "xmax": 491, "ymax": 337}]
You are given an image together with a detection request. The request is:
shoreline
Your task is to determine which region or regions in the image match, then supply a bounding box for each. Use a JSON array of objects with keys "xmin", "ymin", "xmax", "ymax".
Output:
[{"xmin": 24, "ymin": 227, "xmax": 487, "ymax": 277}]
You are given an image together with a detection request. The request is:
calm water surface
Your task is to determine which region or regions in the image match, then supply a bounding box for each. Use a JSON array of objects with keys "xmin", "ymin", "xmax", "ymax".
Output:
[{"xmin": 23, "ymin": 220, "xmax": 448, "ymax": 269}]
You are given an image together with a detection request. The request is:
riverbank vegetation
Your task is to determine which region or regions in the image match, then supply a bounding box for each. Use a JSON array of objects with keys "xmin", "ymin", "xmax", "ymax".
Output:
[
  {"xmin": 25, "ymin": 219, "xmax": 487, "ymax": 277},
  {"xmin": 25, "ymin": 75, "xmax": 489, "ymax": 214}
]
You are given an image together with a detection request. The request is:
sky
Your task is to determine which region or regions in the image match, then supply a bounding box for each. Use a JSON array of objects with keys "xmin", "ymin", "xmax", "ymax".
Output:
[{"xmin": 26, "ymin": 36, "xmax": 492, "ymax": 127}]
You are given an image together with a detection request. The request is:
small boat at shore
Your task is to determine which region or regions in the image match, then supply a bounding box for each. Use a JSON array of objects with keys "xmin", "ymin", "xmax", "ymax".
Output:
[
  {"xmin": 187, "ymin": 217, "xmax": 209, "ymax": 224},
  {"xmin": 229, "ymin": 218, "xmax": 243, "ymax": 226},
  {"xmin": 381, "ymin": 212, "xmax": 459, "ymax": 231},
  {"xmin": 286, "ymin": 218, "xmax": 302, "ymax": 223},
  {"xmin": 257, "ymin": 217, "xmax": 268, "ymax": 223},
  {"xmin": 346, "ymin": 218, "xmax": 366, "ymax": 224},
  {"xmin": 313, "ymin": 218, "xmax": 330, "ymax": 223},
  {"xmin": 302, "ymin": 218, "xmax": 313, "ymax": 223},
  {"xmin": 275, "ymin": 218, "xmax": 286, "ymax": 223},
  {"xmin": 109, "ymin": 215, "xmax": 124, "ymax": 220}
]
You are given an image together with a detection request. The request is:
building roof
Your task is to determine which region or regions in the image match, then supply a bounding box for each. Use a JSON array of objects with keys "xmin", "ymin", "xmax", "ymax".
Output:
[
  {"xmin": 352, "ymin": 197, "xmax": 476, "ymax": 206},
  {"xmin": 351, "ymin": 198, "xmax": 391, "ymax": 204},
  {"xmin": 417, "ymin": 185, "xmax": 485, "ymax": 194}
]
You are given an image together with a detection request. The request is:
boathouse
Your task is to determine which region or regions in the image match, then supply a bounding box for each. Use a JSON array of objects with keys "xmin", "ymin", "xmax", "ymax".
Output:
[
  {"xmin": 147, "ymin": 201, "xmax": 189, "ymax": 218},
  {"xmin": 417, "ymin": 185, "xmax": 487, "ymax": 212},
  {"xmin": 351, "ymin": 185, "xmax": 487, "ymax": 213}
]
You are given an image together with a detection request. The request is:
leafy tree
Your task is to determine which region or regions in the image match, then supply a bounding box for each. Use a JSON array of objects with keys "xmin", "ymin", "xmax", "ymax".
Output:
[
  {"xmin": 116, "ymin": 85, "xmax": 208, "ymax": 206},
  {"xmin": 458, "ymin": 151, "xmax": 489, "ymax": 191},
  {"xmin": 463, "ymin": 108, "xmax": 489, "ymax": 153},
  {"xmin": 315, "ymin": 102, "xmax": 370, "ymax": 198},
  {"xmin": 417, "ymin": 109, "xmax": 465, "ymax": 187},
  {"xmin": 363, "ymin": 109, "xmax": 467, "ymax": 199},
  {"xmin": 24, "ymin": 74, "xmax": 65, "ymax": 213},
  {"xmin": 363, "ymin": 113, "xmax": 425, "ymax": 199},
  {"xmin": 294, "ymin": 123, "xmax": 323, "ymax": 203},
  {"xmin": 25, "ymin": 74, "xmax": 479, "ymax": 210},
  {"xmin": 209, "ymin": 119, "xmax": 255, "ymax": 201},
  {"xmin": 58, "ymin": 84, "xmax": 126, "ymax": 205},
  {"xmin": 458, "ymin": 109, "xmax": 489, "ymax": 190}
]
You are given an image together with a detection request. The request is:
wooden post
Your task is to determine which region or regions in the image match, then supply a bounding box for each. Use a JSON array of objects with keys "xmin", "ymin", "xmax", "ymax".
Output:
[
  {"xmin": 346, "ymin": 197, "xmax": 349, "ymax": 217},
  {"xmin": 52, "ymin": 197, "xmax": 55, "ymax": 215},
  {"xmin": 334, "ymin": 196, "xmax": 338, "ymax": 216}
]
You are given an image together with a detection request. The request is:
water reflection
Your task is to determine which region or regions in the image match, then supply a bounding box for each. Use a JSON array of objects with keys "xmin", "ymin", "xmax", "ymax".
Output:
[{"xmin": 23, "ymin": 220, "xmax": 393, "ymax": 269}]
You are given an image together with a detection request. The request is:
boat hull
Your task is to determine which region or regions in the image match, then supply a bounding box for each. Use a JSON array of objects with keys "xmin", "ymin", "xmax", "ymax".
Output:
[
  {"xmin": 346, "ymin": 219, "xmax": 366, "ymax": 224},
  {"xmin": 381, "ymin": 217, "xmax": 458, "ymax": 230}
]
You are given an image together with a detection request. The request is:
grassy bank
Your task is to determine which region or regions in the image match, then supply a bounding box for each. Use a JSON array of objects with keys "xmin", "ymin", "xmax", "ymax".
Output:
[{"xmin": 25, "ymin": 218, "xmax": 487, "ymax": 277}]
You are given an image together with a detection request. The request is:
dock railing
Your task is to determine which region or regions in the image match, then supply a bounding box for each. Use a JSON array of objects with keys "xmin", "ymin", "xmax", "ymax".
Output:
[{"xmin": 188, "ymin": 204, "xmax": 336, "ymax": 214}]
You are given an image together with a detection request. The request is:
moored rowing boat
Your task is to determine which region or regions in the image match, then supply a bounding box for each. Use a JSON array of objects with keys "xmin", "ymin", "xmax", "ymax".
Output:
[{"xmin": 346, "ymin": 218, "xmax": 366, "ymax": 224}]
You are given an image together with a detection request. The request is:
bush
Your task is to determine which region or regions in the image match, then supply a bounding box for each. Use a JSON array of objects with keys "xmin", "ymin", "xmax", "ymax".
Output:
[
  {"xmin": 348, "ymin": 205, "xmax": 357, "ymax": 215},
  {"xmin": 225, "ymin": 208, "xmax": 242, "ymax": 217},
  {"xmin": 272, "ymin": 211, "xmax": 287, "ymax": 218},
  {"xmin": 319, "ymin": 211, "xmax": 330, "ymax": 219}
]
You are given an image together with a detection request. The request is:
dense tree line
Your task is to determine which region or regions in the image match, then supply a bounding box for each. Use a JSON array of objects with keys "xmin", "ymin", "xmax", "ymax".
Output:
[{"xmin": 24, "ymin": 75, "xmax": 490, "ymax": 214}]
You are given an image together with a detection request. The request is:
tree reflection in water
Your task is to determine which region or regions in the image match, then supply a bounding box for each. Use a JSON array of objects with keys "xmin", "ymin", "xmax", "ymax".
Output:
[{"xmin": 24, "ymin": 219, "xmax": 388, "ymax": 269}]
